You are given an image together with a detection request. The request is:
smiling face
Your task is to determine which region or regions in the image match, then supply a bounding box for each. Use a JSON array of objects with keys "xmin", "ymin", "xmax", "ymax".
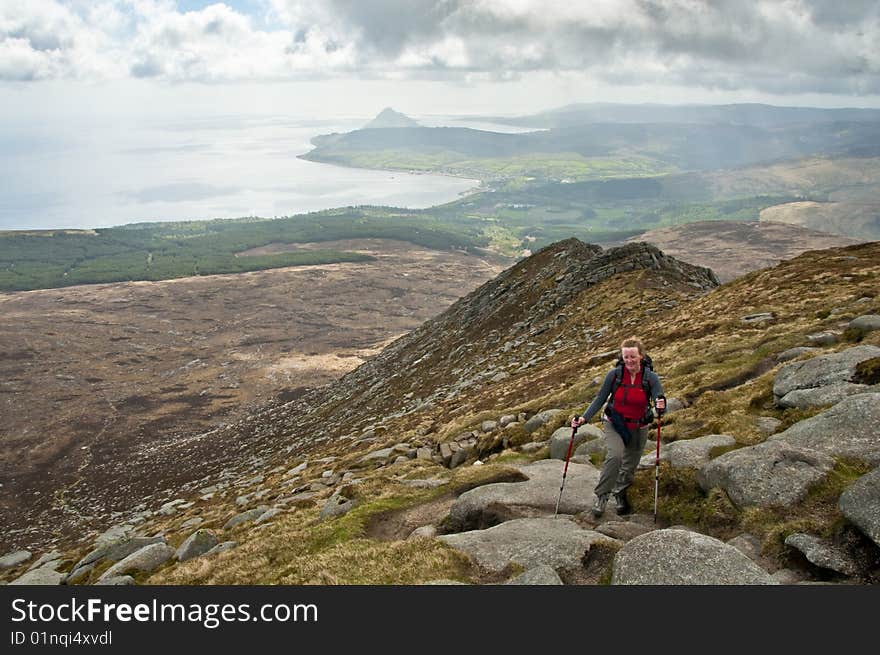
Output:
[{"xmin": 621, "ymin": 346, "xmax": 642, "ymax": 375}]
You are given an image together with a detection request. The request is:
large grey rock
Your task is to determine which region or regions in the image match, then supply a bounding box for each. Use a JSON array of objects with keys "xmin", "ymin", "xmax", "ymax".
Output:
[
  {"xmin": 769, "ymin": 393, "xmax": 880, "ymax": 465},
  {"xmin": 639, "ymin": 434, "xmax": 736, "ymax": 469},
  {"xmin": 571, "ymin": 438, "xmax": 609, "ymax": 463},
  {"xmin": 175, "ymin": 530, "xmax": 220, "ymax": 562},
  {"xmin": 73, "ymin": 536, "xmax": 167, "ymax": 571},
  {"xmin": 698, "ymin": 441, "xmax": 835, "ymax": 508},
  {"xmin": 505, "ymin": 564, "xmax": 564, "ymax": 585},
  {"xmin": 320, "ymin": 494, "xmax": 357, "ymax": 520},
  {"xmin": 285, "ymin": 461, "xmax": 308, "ymax": 477},
  {"xmin": 499, "ymin": 415, "xmax": 517, "ymax": 427},
  {"xmin": 64, "ymin": 564, "xmax": 95, "ymax": 584},
  {"xmin": 28, "ymin": 551, "xmax": 64, "ymax": 572},
  {"xmin": 611, "ymin": 529, "xmax": 777, "ymax": 585},
  {"xmin": 94, "ymin": 523, "xmax": 136, "ymax": 547},
  {"xmin": 838, "ymin": 468, "xmax": 880, "ymax": 547},
  {"xmin": 9, "ymin": 567, "xmax": 64, "ymax": 585},
  {"xmin": 595, "ymin": 521, "xmax": 654, "ymax": 542},
  {"xmin": 771, "ymin": 569, "xmax": 805, "ymax": 584},
  {"xmin": 778, "ymin": 383, "xmax": 872, "ymax": 409},
  {"xmin": 523, "ymin": 409, "xmax": 563, "ymax": 434},
  {"xmin": 0, "ymin": 550, "xmax": 32, "ymax": 569},
  {"xmin": 96, "ymin": 576, "xmax": 135, "ymax": 586},
  {"xmin": 756, "ymin": 417, "xmax": 782, "ymax": 435},
  {"xmin": 439, "ymin": 517, "xmax": 613, "ymax": 574},
  {"xmin": 255, "ymin": 507, "xmax": 282, "ymax": 524},
  {"xmin": 849, "ymin": 314, "xmax": 880, "ymax": 332},
  {"xmin": 358, "ymin": 447, "xmax": 395, "ymax": 464},
  {"xmin": 806, "ymin": 332, "xmax": 839, "ymax": 346},
  {"xmin": 726, "ymin": 533, "xmax": 763, "ymax": 563},
  {"xmin": 784, "ymin": 533, "xmax": 864, "ymax": 577},
  {"xmin": 223, "ymin": 506, "xmax": 270, "ymax": 530},
  {"xmin": 549, "ymin": 424, "xmax": 602, "ymax": 460},
  {"xmin": 99, "ymin": 543, "xmax": 174, "ymax": 581},
  {"xmin": 773, "ymin": 345, "xmax": 880, "ymax": 406},
  {"xmin": 444, "ymin": 460, "xmax": 600, "ymax": 532},
  {"xmin": 204, "ymin": 542, "xmax": 237, "ymax": 557}
]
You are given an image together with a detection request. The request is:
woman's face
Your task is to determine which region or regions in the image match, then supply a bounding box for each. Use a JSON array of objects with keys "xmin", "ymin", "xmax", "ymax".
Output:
[{"xmin": 621, "ymin": 346, "xmax": 642, "ymax": 373}]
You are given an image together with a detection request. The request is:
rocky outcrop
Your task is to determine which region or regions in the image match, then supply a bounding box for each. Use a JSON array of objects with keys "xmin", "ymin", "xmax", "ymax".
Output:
[
  {"xmin": 175, "ymin": 530, "xmax": 220, "ymax": 562},
  {"xmin": 505, "ymin": 564, "xmax": 564, "ymax": 585},
  {"xmin": 849, "ymin": 314, "xmax": 880, "ymax": 333},
  {"xmin": 98, "ymin": 543, "xmax": 174, "ymax": 581},
  {"xmin": 71, "ymin": 536, "xmax": 167, "ymax": 577},
  {"xmin": 523, "ymin": 409, "xmax": 563, "ymax": 435},
  {"xmin": 611, "ymin": 529, "xmax": 777, "ymax": 585},
  {"xmin": 0, "ymin": 550, "xmax": 31, "ymax": 569},
  {"xmin": 784, "ymin": 533, "xmax": 865, "ymax": 578},
  {"xmin": 223, "ymin": 506, "xmax": 272, "ymax": 530},
  {"xmin": 549, "ymin": 424, "xmax": 602, "ymax": 459},
  {"xmin": 9, "ymin": 566, "xmax": 64, "ymax": 585},
  {"xmin": 698, "ymin": 441, "xmax": 835, "ymax": 508},
  {"xmin": 438, "ymin": 517, "xmax": 615, "ymax": 575},
  {"xmin": 773, "ymin": 345, "xmax": 880, "ymax": 408},
  {"xmin": 443, "ymin": 460, "xmax": 600, "ymax": 532},
  {"xmin": 769, "ymin": 393, "xmax": 880, "ymax": 464},
  {"xmin": 639, "ymin": 434, "xmax": 736, "ymax": 469},
  {"xmin": 838, "ymin": 468, "xmax": 880, "ymax": 548}
]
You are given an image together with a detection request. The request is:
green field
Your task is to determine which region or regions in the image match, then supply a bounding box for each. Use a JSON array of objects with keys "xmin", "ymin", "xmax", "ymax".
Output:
[{"xmin": 0, "ymin": 211, "xmax": 487, "ymax": 292}]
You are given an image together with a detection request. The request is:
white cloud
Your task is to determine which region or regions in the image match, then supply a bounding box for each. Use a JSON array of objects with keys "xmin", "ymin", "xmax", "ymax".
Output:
[{"xmin": 0, "ymin": 0, "xmax": 878, "ymax": 99}]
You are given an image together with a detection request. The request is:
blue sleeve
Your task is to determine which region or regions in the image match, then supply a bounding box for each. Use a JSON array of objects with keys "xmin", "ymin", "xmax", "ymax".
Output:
[
  {"xmin": 647, "ymin": 370, "xmax": 664, "ymax": 401},
  {"xmin": 581, "ymin": 370, "xmax": 616, "ymax": 423}
]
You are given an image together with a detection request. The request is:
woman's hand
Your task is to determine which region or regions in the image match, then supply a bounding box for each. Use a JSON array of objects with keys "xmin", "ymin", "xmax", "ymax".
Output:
[
  {"xmin": 655, "ymin": 396, "xmax": 667, "ymax": 415},
  {"xmin": 571, "ymin": 416, "xmax": 586, "ymax": 428}
]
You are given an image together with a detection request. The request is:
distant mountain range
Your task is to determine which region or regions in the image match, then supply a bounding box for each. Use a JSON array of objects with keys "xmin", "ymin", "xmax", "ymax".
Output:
[
  {"xmin": 475, "ymin": 102, "xmax": 880, "ymax": 129},
  {"xmin": 305, "ymin": 105, "xmax": 880, "ymax": 174}
]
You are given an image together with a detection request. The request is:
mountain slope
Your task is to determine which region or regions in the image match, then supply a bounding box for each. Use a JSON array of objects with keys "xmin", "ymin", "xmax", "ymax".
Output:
[{"xmin": 3, "ymin": 239, "xmax": 879, "ymax": 585}]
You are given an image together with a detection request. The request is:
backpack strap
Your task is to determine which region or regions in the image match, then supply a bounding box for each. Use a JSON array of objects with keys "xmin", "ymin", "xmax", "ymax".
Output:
[{"xmin": 611, "ymin": 356, "xmax": 654, "ymax": 399}]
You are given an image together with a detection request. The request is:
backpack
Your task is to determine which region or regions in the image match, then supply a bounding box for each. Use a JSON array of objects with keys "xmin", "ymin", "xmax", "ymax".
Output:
[{"xmin": 607, "ymin": 354, "xmax": 656, "ymax": 425}]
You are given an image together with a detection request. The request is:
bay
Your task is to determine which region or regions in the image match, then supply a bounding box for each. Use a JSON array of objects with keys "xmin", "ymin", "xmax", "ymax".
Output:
[{"xmin": 0, "ymin": 114, "xmax": 498, "ymax": 231}]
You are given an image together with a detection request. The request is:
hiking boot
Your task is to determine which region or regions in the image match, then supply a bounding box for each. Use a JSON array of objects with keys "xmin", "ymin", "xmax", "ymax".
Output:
[
  {"xmin": 591, "ymin": 494, "xmax": 609, "ymax": 518},
  {"xmin": 614, "ymin": 488, "xmax": 632, "ymax": 515}
]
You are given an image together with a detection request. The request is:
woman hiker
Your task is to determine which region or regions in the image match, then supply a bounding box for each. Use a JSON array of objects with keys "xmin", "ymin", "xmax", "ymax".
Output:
[{"xmin": 571, "ymin": 337, "xmax": 666, "ymax": 517}]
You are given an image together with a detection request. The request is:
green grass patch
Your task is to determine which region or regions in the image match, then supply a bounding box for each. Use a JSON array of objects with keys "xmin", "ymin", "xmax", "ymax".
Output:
[
  {"xmin": 629, "ymin": 466, "xmax": 742, "ymax": 538},
  {"xmin": 741, "ymin": 457, "xmax": 873, "ymax": 562}
]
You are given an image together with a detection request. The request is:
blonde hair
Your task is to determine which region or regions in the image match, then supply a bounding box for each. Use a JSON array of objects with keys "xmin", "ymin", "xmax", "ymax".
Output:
[{"xmin": 620, "ymin": 337, "xmax": 645, "ymax": 356}]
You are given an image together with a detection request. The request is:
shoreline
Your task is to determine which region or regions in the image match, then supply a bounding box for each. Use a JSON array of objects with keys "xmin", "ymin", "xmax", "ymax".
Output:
[{"xmin": 296, "ymin": 150, "xmax": 486, "ymax": 191}]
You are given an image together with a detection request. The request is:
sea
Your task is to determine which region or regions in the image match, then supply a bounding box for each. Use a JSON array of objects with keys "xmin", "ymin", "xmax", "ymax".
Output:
[{"xmin": 0, "ymin": 114, "xmax": 530, "ymax": 232}]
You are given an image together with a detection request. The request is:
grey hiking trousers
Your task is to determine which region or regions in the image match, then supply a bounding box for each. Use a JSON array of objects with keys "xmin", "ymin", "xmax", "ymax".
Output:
[{"xmin": 594, "ymin": 418, "xmax": 648, "ymax": 498}]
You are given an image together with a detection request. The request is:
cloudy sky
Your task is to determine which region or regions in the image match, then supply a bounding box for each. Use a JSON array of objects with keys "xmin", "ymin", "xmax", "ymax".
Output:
[{"xmin": 2, "ymin": 0, "xmax": 880, "ymax": 121}]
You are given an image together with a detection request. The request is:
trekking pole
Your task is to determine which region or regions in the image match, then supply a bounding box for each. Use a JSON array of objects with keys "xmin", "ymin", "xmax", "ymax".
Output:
[
  {"xmin": 554, "ymin": 423, "xmax": 579, "ymax": 517},
  {"xmin": 653, "ymin": 414, "xmax": 662, "ymax": 524}
]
